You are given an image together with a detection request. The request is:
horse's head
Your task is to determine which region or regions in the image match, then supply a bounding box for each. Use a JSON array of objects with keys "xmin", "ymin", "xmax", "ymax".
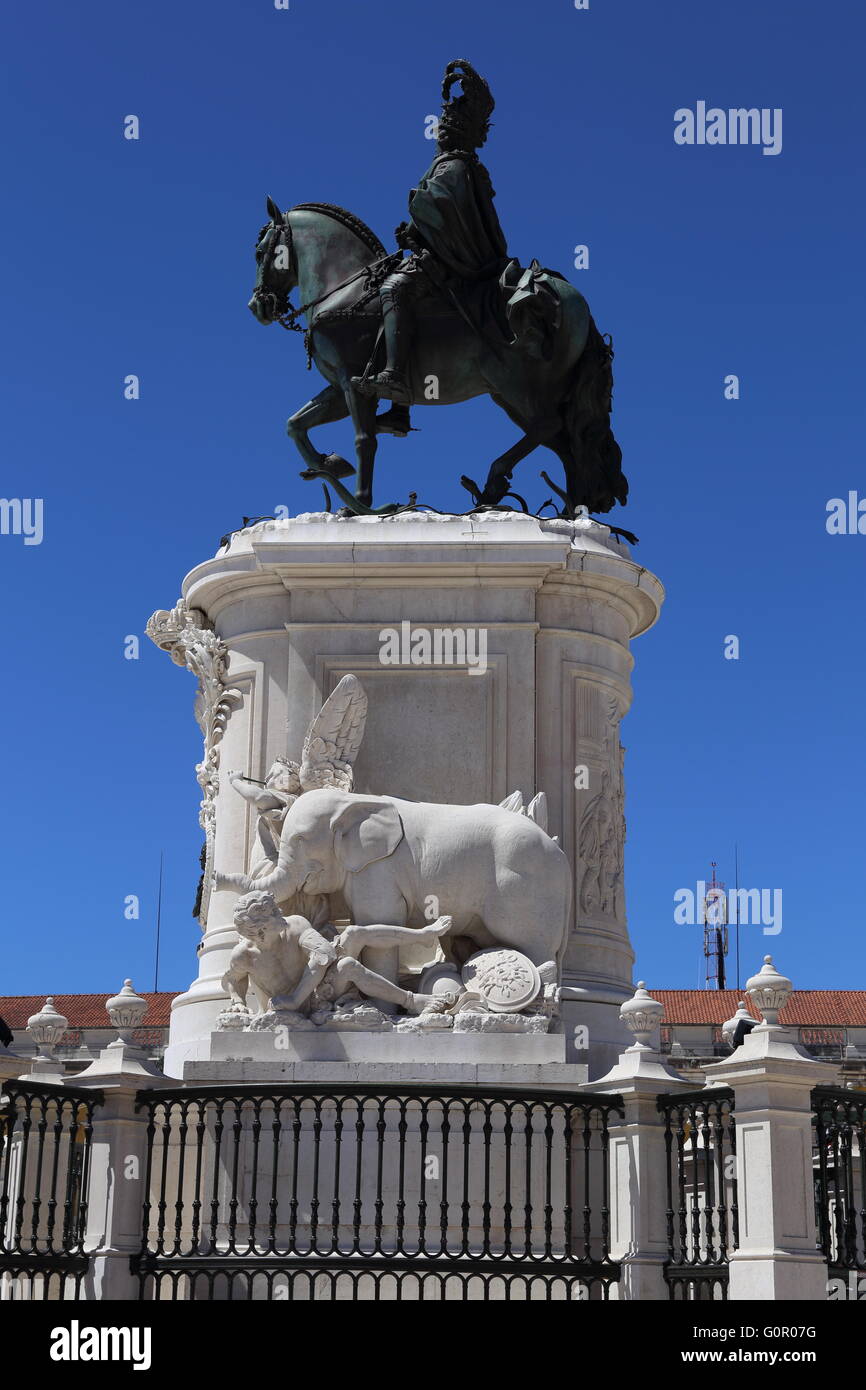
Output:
[{"xmin": 248, "ymin": 197, "xmax": 296, "ymax": 325}]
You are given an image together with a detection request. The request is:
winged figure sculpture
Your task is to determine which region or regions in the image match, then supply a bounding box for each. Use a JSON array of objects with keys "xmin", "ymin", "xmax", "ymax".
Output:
[{"xmin": 226, "ymin": 674, "xmax": 368, "ymax": 919}]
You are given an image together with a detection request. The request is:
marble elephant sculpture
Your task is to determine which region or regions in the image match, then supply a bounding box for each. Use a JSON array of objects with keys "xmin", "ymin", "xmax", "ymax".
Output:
[{"xmin": 216, "ymin": 787, "xmax": 570, "ymax": 969}]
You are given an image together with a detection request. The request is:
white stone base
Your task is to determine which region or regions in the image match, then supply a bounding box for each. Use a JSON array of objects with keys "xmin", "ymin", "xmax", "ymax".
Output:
[
  {"xmin": 152, "ymin": 510, "xmax": 663, "ymax": 1081},
  {"xmin": 184, "ymin": 1058, "xmax": 586, "ymax": 1087},
  {"xmin": 183, "ymin": 1025, "xmax": 574, "ymax": 1084}
]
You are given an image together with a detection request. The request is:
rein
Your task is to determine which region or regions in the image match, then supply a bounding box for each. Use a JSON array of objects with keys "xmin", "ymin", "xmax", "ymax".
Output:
[
  {"xmin": 271, "ymin": 248, "xmax": 401, "ymax": 334},
  {"xmin": 255, "ymin": 215, "xmax": 400, "ymax": 368}
]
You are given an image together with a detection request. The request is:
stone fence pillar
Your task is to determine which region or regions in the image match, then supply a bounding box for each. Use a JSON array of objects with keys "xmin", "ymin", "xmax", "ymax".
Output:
[
  {"xmin": 704, "ymin": 956, "xmax": 837, "ymax": 1301},
  {"xmin": 583, "ymin": 983, "xmax": 691, "ymax": 1300},
  {"xmin": 74, "ymin": 982, "xmax": 165, "ymax": 1301}
]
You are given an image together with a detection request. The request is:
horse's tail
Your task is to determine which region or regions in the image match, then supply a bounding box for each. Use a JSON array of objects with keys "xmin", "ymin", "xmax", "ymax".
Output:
[{"xmin": 560, "ymin": 315, "xmax": 628, "ymax": 514}]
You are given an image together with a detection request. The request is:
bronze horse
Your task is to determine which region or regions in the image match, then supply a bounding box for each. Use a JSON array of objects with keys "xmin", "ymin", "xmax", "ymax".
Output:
[{"xmin": 249, "ymin": 198, "xmax": 627, "ymax": 518}]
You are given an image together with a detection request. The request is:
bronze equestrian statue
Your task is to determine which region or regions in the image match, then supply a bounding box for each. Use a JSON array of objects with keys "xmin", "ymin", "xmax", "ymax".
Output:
[{"xmin": 248, "ymin": 60, "xmax": 628, "ymax": 520}]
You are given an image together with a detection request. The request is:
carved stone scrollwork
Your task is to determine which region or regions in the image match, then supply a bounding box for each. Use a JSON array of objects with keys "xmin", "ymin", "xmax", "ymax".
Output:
[
  {"xmin": 146, "ymin": 599, "xmax": 242, "ymax": 928},
  {"xmin": 577, "ymin": 691, "xmax": 626, "ymax": 921}
]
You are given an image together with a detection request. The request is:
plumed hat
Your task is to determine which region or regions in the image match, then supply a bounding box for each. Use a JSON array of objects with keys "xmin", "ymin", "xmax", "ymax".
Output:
[{"xmin": 439, "ymin": 60, "xmax": 495, "ymax": 150}]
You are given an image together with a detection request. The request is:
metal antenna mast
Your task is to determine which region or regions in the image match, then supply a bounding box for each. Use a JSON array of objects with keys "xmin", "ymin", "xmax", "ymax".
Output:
[{"xmin": 702, "ymin": 861, "xmax": 729, "ymax": 990}]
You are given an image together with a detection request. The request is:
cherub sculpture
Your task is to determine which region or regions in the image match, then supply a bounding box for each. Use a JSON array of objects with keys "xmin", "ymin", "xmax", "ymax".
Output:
[
  {"xmin": 220, "ymin": 889, "xmax": 453, "ymax": 1027},
  {"xmin": 226, "ymin": 673, "xmax": 368, "ymax": 921}
]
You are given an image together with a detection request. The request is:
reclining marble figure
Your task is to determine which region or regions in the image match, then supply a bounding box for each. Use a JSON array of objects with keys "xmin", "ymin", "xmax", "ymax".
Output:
[{"xmin": 221, "ymin": 890, "xmax": 454, "ymax": 1024}]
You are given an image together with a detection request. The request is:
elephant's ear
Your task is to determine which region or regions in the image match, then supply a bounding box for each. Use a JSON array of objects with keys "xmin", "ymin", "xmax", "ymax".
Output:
[{"xmin": 331, "ymin": 798, "xmax": 404, "ymax": 873}]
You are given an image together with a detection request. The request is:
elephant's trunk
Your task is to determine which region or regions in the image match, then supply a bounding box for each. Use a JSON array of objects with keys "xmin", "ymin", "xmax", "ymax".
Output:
[{"xmin": 216, "ymin": 849, "xmax": 297, "ymax": 901}]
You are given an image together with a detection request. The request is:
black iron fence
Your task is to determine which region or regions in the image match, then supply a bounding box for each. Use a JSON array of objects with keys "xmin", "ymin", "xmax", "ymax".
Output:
[
  {"xmin": 813, "ymin": 1086, "xmax": 866, "ymax": 1282},
  {"xmin": 658, "ymin": 1087, "xmax": 737, "ymax": 1301},
  {"xmin": 0, "ymin": 1079, "xmax": 102, "ymax": 1300},
  {"xmin": 133, "ymin": 1083, "xmax": 623, "ymax": 1301}
]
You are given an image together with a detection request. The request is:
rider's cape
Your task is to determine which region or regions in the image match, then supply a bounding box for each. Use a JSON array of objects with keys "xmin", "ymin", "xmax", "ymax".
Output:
[
  {"xmin": 407, "ymin": 150, "xmax": 508, "ymax": 280},
  {"xmin": 406, "ymin": 152, "xmax": 563, "ymax": 356}
]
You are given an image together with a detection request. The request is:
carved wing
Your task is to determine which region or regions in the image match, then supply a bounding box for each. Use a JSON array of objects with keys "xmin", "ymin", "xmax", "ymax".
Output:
[
  {"xmin": 527, "ymin": 791, "xmax": 548, "ymax": 832},
  {"xmin": 299, "ymin": 675, "xmax": 368, "ymax": 792},
  {"xmin": 501, "ymin": 789, "xmax": 554, "ymax": 838}
]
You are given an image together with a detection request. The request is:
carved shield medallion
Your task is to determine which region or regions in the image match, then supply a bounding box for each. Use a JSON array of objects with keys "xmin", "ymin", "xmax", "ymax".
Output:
[{"xmin": 461, "ymin": 948, "xmax": 541, "ymax": 1013}]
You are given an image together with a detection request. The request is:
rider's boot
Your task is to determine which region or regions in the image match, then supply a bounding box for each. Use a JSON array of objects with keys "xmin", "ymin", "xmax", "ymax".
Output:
[{"xmin": 352, "ymin": 287, "xmax": 413, "ymax": 409}]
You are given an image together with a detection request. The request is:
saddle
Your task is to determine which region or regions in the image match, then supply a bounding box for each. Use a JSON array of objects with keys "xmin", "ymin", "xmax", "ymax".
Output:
[
  {"xmin": 499, "ymin": 258, "xmax": 564, "ymax": 359},
  {"xmin": 409, "ymin": 255, "xmax": 565, "ymax": 352}
]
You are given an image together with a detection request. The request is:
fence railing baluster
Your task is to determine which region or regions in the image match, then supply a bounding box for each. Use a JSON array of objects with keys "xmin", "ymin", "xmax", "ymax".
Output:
[
  {"xmin": 812, "ymin": 1086, "xmax": 866, "ymax": 1285},
  {"xmin": 657, "ymin": 1088, "xmax": 736, "ymax": 1301},
  {"xmin": 0, "ymin": 1081, "xmax": 102, "ymax": 1299},
  {"xmin": 128, "ymin": 1082, "xmax": 624, "ymax": 1302}
]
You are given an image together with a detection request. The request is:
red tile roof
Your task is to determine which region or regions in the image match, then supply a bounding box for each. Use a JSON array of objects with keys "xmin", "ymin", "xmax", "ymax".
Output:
[
  {"xmin": 655, "ymin": 990, "xmax": 866, "ymax": 1027},
  {"xmin": 0, "ymin": 993, "xmax": 176, "ymax": 1029},
  {"xmin": 1, "ymin": 989, "xmax": 864, "ymax": 1032}
]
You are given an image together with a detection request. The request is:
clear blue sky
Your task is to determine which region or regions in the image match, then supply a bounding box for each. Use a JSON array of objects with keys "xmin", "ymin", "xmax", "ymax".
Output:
[{"xmin": 1, "ymin": 0, "xmax": 863, "ymax": 1000}]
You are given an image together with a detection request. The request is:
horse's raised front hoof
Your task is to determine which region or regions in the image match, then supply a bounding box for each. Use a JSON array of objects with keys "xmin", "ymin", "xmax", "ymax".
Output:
[
  {"xmin": 300, "ymin": 455, "xmax": 356, "ymax": 482},
  {"xmin": 322, "ymin": 454, "xmax": 357, "ymax": 480}
]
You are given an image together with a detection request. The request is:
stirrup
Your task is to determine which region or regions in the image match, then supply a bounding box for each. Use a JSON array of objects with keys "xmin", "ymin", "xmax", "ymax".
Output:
[{"xmin": 363, "ymin": 370, "xmax": 412, "ymax": 405}]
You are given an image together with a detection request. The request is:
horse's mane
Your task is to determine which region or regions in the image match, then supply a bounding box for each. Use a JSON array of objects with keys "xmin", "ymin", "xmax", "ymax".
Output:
[{"xmin": 292, "ymin": 202, "xmax": 387, "ymax": 260}]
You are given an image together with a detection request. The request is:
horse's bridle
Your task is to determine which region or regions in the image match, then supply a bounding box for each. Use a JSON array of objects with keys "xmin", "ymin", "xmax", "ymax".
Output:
[
  {"xmin": 256, "ymin": 215, "xmax": 401, "ymax": 338},
  {"xmin": 251, "ymin": 220, "xmax": 298, "ymax": 330}
]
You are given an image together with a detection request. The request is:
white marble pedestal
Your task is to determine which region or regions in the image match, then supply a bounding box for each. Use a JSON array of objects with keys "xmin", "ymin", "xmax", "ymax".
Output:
[
  {"xmin": 148, "ymin": 510, "xmax": 663, "ymax": 1079},
  {"xmin": 185, "ymin": 1026, "xmax": 583, "ymax": 1088}
]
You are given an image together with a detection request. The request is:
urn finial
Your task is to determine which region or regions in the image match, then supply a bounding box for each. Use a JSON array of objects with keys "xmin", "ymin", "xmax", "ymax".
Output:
[
  {"xmin": 745, "ymin": 955, "xmax": 793, "ymax": 1028},
  {"xmin": 620, "ymin": 981, "xmax": 664, "ymax": 1050},
  {"xmin": 106, "ymin": 979, "xmax": 148, "ymax": 1046},
  {"xmin": 26, "ymin": 997, "xmax": 68, "ymax": 1061}
]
